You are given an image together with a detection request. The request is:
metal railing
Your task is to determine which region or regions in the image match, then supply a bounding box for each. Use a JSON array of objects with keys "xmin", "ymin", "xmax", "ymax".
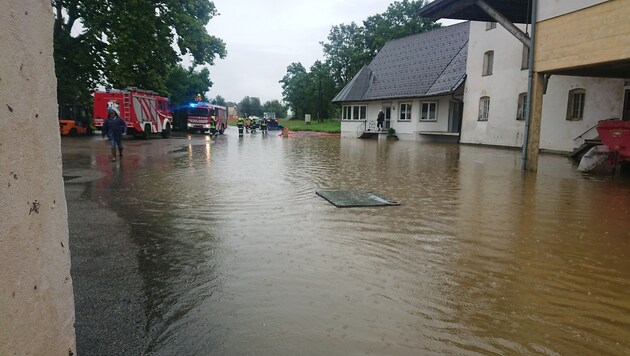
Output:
[{"xmin": 356, "ymin": 121, "xmax": 366, "ymax": 138}]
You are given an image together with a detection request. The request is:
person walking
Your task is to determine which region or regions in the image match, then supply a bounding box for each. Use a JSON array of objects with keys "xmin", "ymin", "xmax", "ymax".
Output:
[
  {"xmin": 102, "ymin": 107, "xmax": 127, "ymax": 162},
  {"xmin": 377, "ymin": 110, "xmax": 385, "ymax": 131}
]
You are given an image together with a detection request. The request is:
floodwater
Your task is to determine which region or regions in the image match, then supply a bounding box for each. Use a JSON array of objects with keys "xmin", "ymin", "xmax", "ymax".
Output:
[{"xmin": 62, "ymin": 128, "xmax": 630, "ymax": 355}]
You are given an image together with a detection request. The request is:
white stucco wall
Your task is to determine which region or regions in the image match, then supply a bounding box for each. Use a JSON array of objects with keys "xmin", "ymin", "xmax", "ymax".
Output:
[
  {"xmin": 460, "ymin": 22, "xmax": 529, "ymax": 147},
  {"xmin": 0, "ymin": 1, "xmax": 76, "ymax": 355},
  {"xmin": 538, "ymin": 0, "xmax": 608, "ymax": 21},
  {"xmin": 461, "ymin": 21, "xmax": 624, "ymax": 152},
  {"xmin": 540, "ymin": 76, "xmax": 624, "ymax": 152},
  {"xmin": 340, "ymin": 94, "xmax": 459, "ymax": 141}
]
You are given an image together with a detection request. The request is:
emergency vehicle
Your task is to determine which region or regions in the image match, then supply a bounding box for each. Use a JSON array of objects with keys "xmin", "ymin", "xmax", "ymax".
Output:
[
  {"xmin": 173, "ymin": 102, "xmax": 228, "ymax": 134},
  {"xmin": 93, "ymin": 87, "xmax": 172, "ymax": 138}
]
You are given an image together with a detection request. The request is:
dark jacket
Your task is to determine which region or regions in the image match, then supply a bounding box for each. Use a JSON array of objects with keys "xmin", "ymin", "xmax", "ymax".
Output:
[{"xmin": 102, "ymin": 116, "xmax": 127, "ymax": 140}]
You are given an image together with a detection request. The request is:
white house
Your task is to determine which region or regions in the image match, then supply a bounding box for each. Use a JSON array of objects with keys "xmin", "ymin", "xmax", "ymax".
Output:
[{"xmin": 333, "ymin": 22, "xmax": 470, "ymax": 142}]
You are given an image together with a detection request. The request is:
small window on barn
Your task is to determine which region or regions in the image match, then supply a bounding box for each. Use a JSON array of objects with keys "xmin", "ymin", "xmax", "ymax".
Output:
[
  {"xmin": 483, "ymin": 51, "xmax": 494, "ymax": 76},
  {"xmin": 521, "ymin": 45, "xmax": 530, "ymax": 70},
  {"xmin": 486, "ymin": 22, "xmax": 497, "ymax": 30},
  {"xmin": 516, "ymin": 92, "xmax": 527, "ymax": 121},
  {"xmin": 567, "ymin": 89, "xmax": 586, "ymax": 121},
  {"xmin": 479, "ymin": 96, "xmax": 490, "ymax": 121}
]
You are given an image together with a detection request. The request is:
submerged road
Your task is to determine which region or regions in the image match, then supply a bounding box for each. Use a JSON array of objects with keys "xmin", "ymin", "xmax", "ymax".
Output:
[{"xmin": 63, "ymin": 128, "xmax": 630, "ymax": 355}]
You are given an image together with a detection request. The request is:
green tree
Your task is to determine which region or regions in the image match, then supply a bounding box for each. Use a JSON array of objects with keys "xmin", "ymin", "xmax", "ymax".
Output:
[
  {"xmin": 237, "ymin": 96, "xmax": 263, "ymax": 117},
  {"xmin": 165, "ymin": 65, "xmax": 212, "ymax": 106},
  {"xmin": 363, "ymin": 1, "xmax": 441, "ymax": 57},
  {"xmin": 210, "ymin": 95, "xmax": 227, "ymax": 107},
  {"xmin": 52, "ymin": 0, "xmax": 226, "ymax": 103},
  {"xmin": 320, "ymin": 22, "xmax": 367, "ymax": 89},
  {"xmin": 262, "ymin": 100, "xmax": 287, "ymax": 119},
  {"xmin": 280, "ymin": 63, "xmax": 309, "ymax": 119}
]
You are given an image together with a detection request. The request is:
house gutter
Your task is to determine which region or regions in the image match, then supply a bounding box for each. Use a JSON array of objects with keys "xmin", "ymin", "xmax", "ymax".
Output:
[{"xmin": 521, "ymin": 0, "xmax": 537, "ymax": 171}]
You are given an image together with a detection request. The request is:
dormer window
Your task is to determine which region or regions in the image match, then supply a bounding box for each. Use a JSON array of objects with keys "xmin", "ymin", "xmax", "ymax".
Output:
[{"xmin": 486, "ymin": 22, "xmax": 497, "ymax": 30}]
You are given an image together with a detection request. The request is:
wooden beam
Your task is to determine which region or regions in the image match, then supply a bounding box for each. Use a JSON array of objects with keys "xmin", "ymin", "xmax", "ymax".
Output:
[
  {"xmin": 524, "ymin": 72, "xmax": 545, "ymax": 172},
  {"xmin": 475, "ymin": 0, "xmax": 531, "ymax": 48}
]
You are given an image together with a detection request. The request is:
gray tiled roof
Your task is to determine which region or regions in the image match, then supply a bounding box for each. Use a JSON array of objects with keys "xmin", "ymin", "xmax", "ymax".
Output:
[{"xmin": 332, "ymin": 21, "xmax": 469, "ymax": 103}]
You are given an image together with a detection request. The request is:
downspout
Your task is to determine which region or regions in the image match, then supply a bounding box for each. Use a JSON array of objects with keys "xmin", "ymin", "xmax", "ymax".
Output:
[{"xmin": 521, "ymin": 0, "xmax": 538, "ymax": 171}]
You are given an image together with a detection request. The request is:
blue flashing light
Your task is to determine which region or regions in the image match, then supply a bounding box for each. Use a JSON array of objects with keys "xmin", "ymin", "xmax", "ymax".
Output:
[{"xmin": 189, "ymin": 103, "xmax": 198, "ymax": 108}]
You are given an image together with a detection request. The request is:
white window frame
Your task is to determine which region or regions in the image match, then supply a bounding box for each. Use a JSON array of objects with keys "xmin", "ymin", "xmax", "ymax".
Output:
[
  {"xmin": 567, "ymin": 89, "xmax": 586, "ymax": 121},
  {"xmin": 420, "ymin": 101, "xmax": 438, "ymax": 122},
  {"xmin": 399, "ymin": 102, "xmax": 412, "ymax": 121},
  {"xmin": 516, "ymin": 92, "xmax": 527, "ymax": 121},
  {"xmin": 483, "ymin": 51, "xmax": 494, "ymax": 76},
  {"xmin": 341, "ymin": 105, "xmax": 367, "ymax": 121},
  {"xmin": 479, "ymin": 96, "xmax": 490, "ymax": 121}
]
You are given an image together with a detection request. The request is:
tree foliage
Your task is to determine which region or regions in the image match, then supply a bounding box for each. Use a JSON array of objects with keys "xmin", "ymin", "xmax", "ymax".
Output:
[
  {"xmin": 262, "ymin": 100, "xmax": 287, "ymax": 119},
  {"xmin": 165, "ymin": 65, "xmax": 212, "ymax": 106},
  {"xmin": 280, "ymin": 0, "xmax": 439, "ymax": 119},
  {"xmin": 210, "ymin": 95, "xmax": 227, "ymax": 107},
  {"xmin": 52, "ymin": 0, "xmax": 226, "ymax": 104},
  {"xmin": 237, "ymin": 96, "xmax": 263, "ymax": 117}
]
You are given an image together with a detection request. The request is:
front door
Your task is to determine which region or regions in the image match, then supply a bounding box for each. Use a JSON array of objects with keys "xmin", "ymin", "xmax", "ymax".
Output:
[
  {"xmin": 448, "ymin": 100, "xmax": 463, "ymax": 132},
  {"xmin": 383, "ymin": 104, "xmax": 392, "ymax": 129},
  {"xmin": 623, "ymin": 89, "xmax": 630, "ymax": 121}
]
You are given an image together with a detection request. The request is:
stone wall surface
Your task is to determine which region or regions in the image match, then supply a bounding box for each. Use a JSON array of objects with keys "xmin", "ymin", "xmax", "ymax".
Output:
[{"xmin": 0, "ymin": 1, "xmax": 76, "ymax": 355}]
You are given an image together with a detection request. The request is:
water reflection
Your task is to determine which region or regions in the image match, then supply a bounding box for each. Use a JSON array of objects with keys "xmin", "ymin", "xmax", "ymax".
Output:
[{"xmin": 62, "ymin": 131, "xmax": 630, "ymax": 355}]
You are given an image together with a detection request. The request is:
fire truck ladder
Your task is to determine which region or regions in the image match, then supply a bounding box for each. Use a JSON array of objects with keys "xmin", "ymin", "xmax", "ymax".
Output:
[{"xmin": 122, "ymin": 92, "xmax": 132, "ymax": 120}]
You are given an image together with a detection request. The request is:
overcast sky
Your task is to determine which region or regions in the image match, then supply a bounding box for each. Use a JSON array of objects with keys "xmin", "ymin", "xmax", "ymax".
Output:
[{"xmin": 201, "ymin": 0, "xmax": 456, "ymax": 104}]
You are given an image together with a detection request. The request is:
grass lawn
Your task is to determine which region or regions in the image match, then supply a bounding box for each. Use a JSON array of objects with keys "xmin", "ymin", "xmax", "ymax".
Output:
[
  {"xmin": 227, "ymin": 118, "xmax": 341, "ymax": 134},
  {"xmin": 282, "ymin": 119, "xmax": 340, "ymax": 133}
]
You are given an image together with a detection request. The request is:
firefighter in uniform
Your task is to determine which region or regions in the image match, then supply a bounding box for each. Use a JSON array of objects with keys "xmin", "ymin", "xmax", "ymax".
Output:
[
  {"xmin": 261, "ymin": 118, "xmax": 268, "ymax": 134},
  {"xmin": 210, "ymin": 116, "xmax": 217, "ymax": 137},
  {"xmin": 237, "ymin": 117, "xmax": 245, "ymax": 137}
]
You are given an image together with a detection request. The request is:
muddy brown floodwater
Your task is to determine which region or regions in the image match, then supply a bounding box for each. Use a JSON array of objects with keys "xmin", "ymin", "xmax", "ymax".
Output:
[{"xmin": 62, "ymin": 127, "xmax": 630, "ymax": 355}]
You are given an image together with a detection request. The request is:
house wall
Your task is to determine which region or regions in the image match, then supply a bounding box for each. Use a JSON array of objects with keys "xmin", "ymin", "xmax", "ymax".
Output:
[
  {"xmin": 340, "ymin": 94, "xmax": 458, "ymax": 141},
  {"xmin": 536, "ymin": 1, "xmax": 630, "ymax": 72},
  {"xmin": 461, "ymin": 21, "xmax": 624, "ymax": 152},
  {"xmin": 0, "ymin": 1, "xmax": 76, "ymax": 355},
  {"xmin": 540, "ymin": 76, "xmax": 624, "ymax": 152},
  {"xmin": 460, "ymin": 22, "xmax": 529, "ymax": 147}
]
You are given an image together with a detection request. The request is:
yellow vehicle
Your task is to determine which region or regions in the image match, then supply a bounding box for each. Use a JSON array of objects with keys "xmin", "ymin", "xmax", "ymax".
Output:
[{"xmin": 59, "ymin": 104, "xmax": 93, "ymax": 136}]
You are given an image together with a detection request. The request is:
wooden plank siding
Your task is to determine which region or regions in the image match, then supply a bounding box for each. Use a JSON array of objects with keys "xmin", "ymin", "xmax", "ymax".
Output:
[{"xmin": 535, "ymin": 1, "xmax": 630, "ymax": 73}]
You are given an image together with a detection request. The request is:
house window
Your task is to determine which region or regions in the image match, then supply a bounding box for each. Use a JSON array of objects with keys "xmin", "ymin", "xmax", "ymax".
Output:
[
  {"xmin": 486, "ymin": 22, "xmax": 497, "ymax": 30},
  {"xmin": 483, "ymin": 51, "xmax": 494, "ymax": 76},
  {"xmin": 516, "ymin": 92, "xmax": 527, "ymax": 121},
  {"xmin": 567, "ymin": 89, "xmax": 586, "ymax": 121},
  {"xmin": 341, "ymin": 105, "xmax": 367, "ymax": 120},
  {"xmin": 479, "ymin": 96, "xmax": 490, "ymax": 121},
  {"xmin": 420, "ymin": 102, "xmax": 438, "ymax": 121},
  {"xmin": 521, "ymin": 44, "xmax": 530, "ymax": 70},
  {"xmin": 399, "ymin": 102, "xmax": 412, "ymax": 121}
]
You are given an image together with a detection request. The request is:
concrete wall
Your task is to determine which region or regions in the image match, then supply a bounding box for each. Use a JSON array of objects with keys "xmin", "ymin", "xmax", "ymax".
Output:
[
  {"xmin": 0, "ymin": 1, "xmax": 76, "ymax": 355},
  {"xmin": 461, "ymin": 21, "xmax": 624, "ymax": 152},
  {"xmin": 536, "ymin": 1, "xmax": 630, "ymax": 72}
]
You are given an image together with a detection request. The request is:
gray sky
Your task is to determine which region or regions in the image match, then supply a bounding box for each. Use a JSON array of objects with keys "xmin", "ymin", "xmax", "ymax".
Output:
[{"xmin": 202, "ymin": 0, "xmax": 456, "ymax": 104}]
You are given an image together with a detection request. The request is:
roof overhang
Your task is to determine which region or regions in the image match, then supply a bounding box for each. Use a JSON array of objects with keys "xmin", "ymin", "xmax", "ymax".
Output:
[{"xmin": 418, "ymin": 0, "xmax": 531, "ymax": 24}]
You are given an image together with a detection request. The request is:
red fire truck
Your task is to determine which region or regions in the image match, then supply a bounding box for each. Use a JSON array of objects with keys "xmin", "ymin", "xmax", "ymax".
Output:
[
  {"xmin": 93, "ymin": 87, "xmax": 172, "ymax": 138},
  {"xmin": 173, "ymin": 102, "xmax": 228, "ymax": 134}
]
